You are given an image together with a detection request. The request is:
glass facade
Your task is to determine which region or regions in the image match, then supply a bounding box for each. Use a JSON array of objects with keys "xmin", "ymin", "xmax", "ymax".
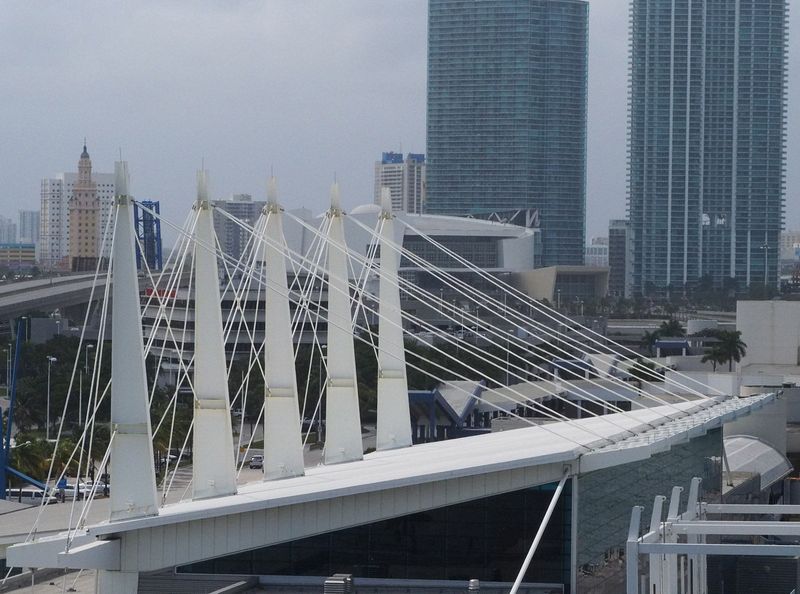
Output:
[
  {"xmin": 628, "ymin": 0, "xmax": 787, "ymax": 294},
  {"xmin": 426, "ymin": 0, "xmax": 588, "ymax": 267},
  {"xmin": 180, "ymin": 482, "xmax": 572, "ymax": 587},
  {"xmin": 576, "ymin": 428, "xmax": 722, "ymax": 591}
]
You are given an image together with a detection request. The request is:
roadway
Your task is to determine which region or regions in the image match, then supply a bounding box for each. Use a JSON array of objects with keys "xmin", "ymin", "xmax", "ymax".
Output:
[{"xmin": 0, "ymin": 274, "xmax": 108, "ymax": 320}]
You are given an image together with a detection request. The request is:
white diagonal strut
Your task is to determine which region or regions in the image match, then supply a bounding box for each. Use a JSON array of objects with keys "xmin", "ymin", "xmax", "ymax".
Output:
[
  {"xmin": 261, "ymin": 177, "xmax": 305, "ymax": 479},
  {"xmin": 109, "ymin": 161, "xmax": 159, "ymax": 522},
  {"xmin": 191, "ymin": 170, "xmax": 237, "ymax": 499},
  {"xmin": 323, "ymin": 183, "xmax": 363, "ymax": 464},
  {"xmin": 376, "ymin": 189, "xmax": 412, "ymax": 450}
]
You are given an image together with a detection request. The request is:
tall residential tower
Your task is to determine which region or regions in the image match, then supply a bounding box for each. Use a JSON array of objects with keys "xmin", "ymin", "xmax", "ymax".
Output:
[
  {"xmin": 628, "ymin": 0, "xmax": 787, "ymax": 294},
  {"xmin": 426, "ymin": 0, "xmax": 589, "ymax": 266},
  {"xmin": 373, "ymin": 152, "xmax": 426, "ymax": 214}
]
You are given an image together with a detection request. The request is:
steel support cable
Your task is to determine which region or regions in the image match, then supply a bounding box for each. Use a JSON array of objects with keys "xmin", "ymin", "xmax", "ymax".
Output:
[
  {"xmin": 139, "ymin": 205, "xmax": 645, "ymax": 446},
  {"xmin": 134, "ymin": 230, "xmax": 193, "ymax": 498},
  {"xmin": 136, "ymin": 226, "xmax": 197, "ymax": 407},
  {"xmin": 28, "ymin": 206, "xmax": 119, "ymax": 545},
  {"xmin": 285, "ymin": 219, "xmax": 331, "ymax": 437},
  {"xmin": 61, "ymin": 209, "xmax": 117, "ymax": 538},
  {"xmin": 141, "ymin": 209, "xmax": 199, "ymax": 360},
  {"xmin": 288, "ymin": 212, "xmax": 674, "ymax": 418},
  {"xmin": 206, "ymin": 212, "xmax": 584, "ymax": 432},
  {"xmin": 272, "ymin": 224, "xmax": 635, "ymax": 443},
  {"xmin": 177, "ymin": 205, "xmax": 700, "ymax": 449},
  {"xmin": 396, "ymin": 217, "xmax": 726, "ymax": 400},
  {"xmin": 509, "ymin": 469, "xmax": 570, "ymax": 594},
  {"xmin": 386, "ymin": 216, "xmax": 707, "ymax": 400},
  {"xmin": 132, "ymin": 223, "xmax": 200, "ymax": 494},
  {"xmin": 212, "ymin": 209, "xmax": 633, "ymax": 434},
  {"xmin": 285, "ymin": 233, "xmax": 640, "ymax": 443},
  {"xmin": 346, "ymin": 217, "xmax": 385, "ymax": 363},
  {"xmin": 142, "ymin": 211, "xmax": 198, "ymax": 409},
  {"xmin": 54, "ymin": 210, "xmax": 117, "ymax": 548},
  {"xmin": 284, "ymin": 213, "xmax": 667, "ymax": 432},
  {"xmin": 143, "ymin": 212, "xmax": 200, "ymax": 412},
  {"xmin": 217, "ymin": 217, "xmax": 267, "ymax": 460},
  {"xmin": 349, "ymin": 222, "xmax": 710, "ymax": 424},
  {"xmin": 350, "ymin": 214, "xmax": 707, "ymax": 410},
  {"xmin": 218, "ymin": 213, "xmax": 268, "ymax": 371}
]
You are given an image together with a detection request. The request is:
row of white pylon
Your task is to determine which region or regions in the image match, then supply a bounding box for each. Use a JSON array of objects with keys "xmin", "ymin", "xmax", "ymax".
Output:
[{"xmin": 108, "ymin": 163, "xmax": 413, "ymax": 523}]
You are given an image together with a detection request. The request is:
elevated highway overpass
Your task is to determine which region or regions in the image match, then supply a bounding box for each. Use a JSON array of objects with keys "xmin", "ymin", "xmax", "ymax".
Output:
[{"xmin": 0, "ymin": 274, "xmax": 109, "ymax": 321}]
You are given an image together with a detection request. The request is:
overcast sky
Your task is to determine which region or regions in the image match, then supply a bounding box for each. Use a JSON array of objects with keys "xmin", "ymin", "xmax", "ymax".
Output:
[{"xmin": 1, "ymin": 1, "xmax": 797, "ymax": 242}]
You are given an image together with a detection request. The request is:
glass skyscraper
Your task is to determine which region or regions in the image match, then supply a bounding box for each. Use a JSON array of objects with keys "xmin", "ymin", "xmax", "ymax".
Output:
[
  {"xmin": 628, "ymin": 0, "xmax": 787, "ymax": 295},
  {"xmin": 426, "ymin": 0, "xmax": 589, "ymax": 266}
]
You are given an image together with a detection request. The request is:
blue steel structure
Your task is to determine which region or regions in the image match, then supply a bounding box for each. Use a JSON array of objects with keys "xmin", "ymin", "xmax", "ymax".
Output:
[
  {"xmin": 1, "ymin": 319, "xmax": 47, "ymax": 498},
  {"xmin": 134, "ymin": 200, "xmax": 163, "ymax": 271},
  {"xmin": 426, "ymin": 0, "xmax": 589, "ymax": 266}
]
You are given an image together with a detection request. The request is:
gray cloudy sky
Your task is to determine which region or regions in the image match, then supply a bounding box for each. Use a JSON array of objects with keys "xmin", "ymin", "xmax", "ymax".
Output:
[{"xmin": 1, "ymin": 1, "xmax": 798, "ymax": 242}]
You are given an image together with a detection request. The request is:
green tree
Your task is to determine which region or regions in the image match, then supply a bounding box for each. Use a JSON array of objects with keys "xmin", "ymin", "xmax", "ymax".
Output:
[
  {"xmin": 640, "ymin": 330, "xmax": 660, "ymax": 356},
  {"xmin": 658, "ymin": 318, "xmax": 685, "ymax": 337},
  {"xmin": 712, "ymin": 330, "xmax": 747, "ymax": 372},
  {"xmin": 701, "ymin": 347, "xmax": 725, "ymax": 372},
  {"xmin": 628, "ymin": 358, "xmax": 659, "ymax": 388}
]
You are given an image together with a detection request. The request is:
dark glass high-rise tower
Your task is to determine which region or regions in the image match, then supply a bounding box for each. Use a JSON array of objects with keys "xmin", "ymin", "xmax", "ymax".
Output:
[
  {"xmin": 426, "ymin": 0, "xmax": 589, "ymax": 266},
  {"xmin": 628, "ymin": 0, "xmax": 787, "ymax": 295}
]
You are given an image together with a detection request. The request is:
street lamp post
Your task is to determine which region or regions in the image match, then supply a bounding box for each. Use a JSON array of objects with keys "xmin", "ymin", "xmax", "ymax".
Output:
[
  {"xmin": 46, "ymin": 355, "xmax": 58, "ymax": 441},
  {"xmin": 3, "ymin": 346, "xmax": 9, "ymax": 388},
  {"xmin": 761, "ymin": 243, "xmax": 769, "ymax": 287},
  {"xmin": 80, "ymin": 344, "xmax": 95, "ymax": 427}
]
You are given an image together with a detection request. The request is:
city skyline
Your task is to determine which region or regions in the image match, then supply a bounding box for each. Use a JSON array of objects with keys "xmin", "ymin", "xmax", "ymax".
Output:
[{"xmin": 2, "ymin": 1, "xmax": 800, "ymax": 244}]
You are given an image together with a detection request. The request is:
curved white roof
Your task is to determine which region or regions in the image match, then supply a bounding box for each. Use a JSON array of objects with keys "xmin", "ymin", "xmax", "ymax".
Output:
[
  {"xmin": 350, "ymin": 203, "xmax": 382, "ymax": 215},
  {"xmin": 724, "ymin": 435, "xmax": 792, "ymax": 491}
]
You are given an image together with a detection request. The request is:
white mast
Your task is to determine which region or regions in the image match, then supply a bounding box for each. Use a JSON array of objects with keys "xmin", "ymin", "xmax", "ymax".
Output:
[
  {"xmin": 376, "ymin": 188, "xmax": 412, "ymax": 450},
  {"xmin": 261, "ymin": 177, "xmax": 305, "ymax": 479},
  {"xmin": 323, "ymin": 183, "xmax": 363, "ymax": 464},
  {"xmin": 191, "ymin": 170, "xmax": 237, "ymax": 499},
  {"xmin": 109, "ymin": 161, "xmax": 159, "ymax": 522},
  {"xmin": 99, "ymin": 161, "xmax": 159, "ymax": 591}
]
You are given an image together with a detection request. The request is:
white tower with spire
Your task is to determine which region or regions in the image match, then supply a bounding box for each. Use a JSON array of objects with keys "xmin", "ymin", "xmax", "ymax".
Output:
[
  {"xmin": 261, "ymin": 177, "xmax": 305, "ymax": 479},
  {"xmin": 99, "ymin": 161, "xmax": 159, "ymax": 592},
  {"xmin": 191, "ymin": 170, "xmax": 238, "ymax": 499},
  {"xmin": 376, "ymin": 188, "xmax": 412, "ymax": 450},
  {"xmin": 323, "ymin": 183, "xmax": 364, "ymax": 464}
]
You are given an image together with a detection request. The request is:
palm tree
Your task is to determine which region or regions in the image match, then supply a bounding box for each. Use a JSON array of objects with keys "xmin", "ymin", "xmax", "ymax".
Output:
[
  {"xmin": 701, "ymin": 347, "xmax": 725, "ymax": 372},
  {"xmin": 628, "ymin": 358, "xmax": 659, "ymax": 388},
  {"xmin": 714, "ymin": 330, "xmax": 747, "ymax": 372},
  {"xmin": 640, "ymin": 330, "xmax": 660, "ymax": 356},
  {"xmin": 659, "ymin": 318, "xmax": 685, "ymax": 337}
]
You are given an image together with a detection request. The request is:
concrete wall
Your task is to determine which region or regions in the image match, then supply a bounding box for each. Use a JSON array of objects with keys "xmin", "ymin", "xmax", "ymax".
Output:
[
  {"xmin": 664, "ymin": 355, "xmax": 717, "ymax": 372},
  {"xmin": 738, "ymin": 301, "xmax": 800, "ymax": 367},
  {"xmin": 664, "ymin": 371, "xmax": 740, "ymax": 396}
]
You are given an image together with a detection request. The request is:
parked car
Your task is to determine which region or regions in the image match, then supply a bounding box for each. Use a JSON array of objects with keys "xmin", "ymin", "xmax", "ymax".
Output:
[
  {"xmin": 4, "ymin": 488, "xmax": 57, "ymax": 505},
  {"xmin": 248, "ymin": 455, "xmax": 264, "ymax": 469}
]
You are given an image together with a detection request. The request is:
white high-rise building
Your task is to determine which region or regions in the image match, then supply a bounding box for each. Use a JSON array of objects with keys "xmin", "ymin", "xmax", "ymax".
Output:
[
  {"xmin": 39, "ymin": 144, "xmax": 115, "ymax": 269},
  {"xmin": 373, "ymin": 152, "xmax": 425, "ymax": 214}
]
